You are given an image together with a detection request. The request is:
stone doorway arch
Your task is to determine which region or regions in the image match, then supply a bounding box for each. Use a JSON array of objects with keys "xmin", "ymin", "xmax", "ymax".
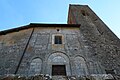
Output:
[{"xmin": 47, "ymin": 52, "xmax": 71, "ymax": 76}]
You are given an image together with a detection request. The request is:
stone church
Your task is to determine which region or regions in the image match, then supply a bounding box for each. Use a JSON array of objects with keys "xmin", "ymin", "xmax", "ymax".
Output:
[{"xmin": 0, "ymin": 4, "xmax": 120, "ymax": 79}]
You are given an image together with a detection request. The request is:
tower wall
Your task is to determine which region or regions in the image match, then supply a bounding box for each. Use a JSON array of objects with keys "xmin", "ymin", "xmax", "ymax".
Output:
[{"xmin": 68, "ymin": 5, "xmax": 120, "ymax": 74}]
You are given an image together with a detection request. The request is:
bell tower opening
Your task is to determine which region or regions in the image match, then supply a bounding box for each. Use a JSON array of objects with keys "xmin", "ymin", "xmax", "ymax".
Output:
[{"xmin": 52, "ymin": 65, "xmax": 66, "ymax": 76}]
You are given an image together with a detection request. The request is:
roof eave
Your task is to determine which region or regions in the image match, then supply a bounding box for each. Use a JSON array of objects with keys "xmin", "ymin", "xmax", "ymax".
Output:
[{"xmin": 0, "ymin": 23, "xmax": 81, "ymax": 35}]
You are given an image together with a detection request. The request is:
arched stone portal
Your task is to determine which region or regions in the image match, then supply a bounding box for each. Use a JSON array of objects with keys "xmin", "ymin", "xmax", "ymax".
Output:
[{"xmin": 47, "ymin": 52, "xmax": 71, "ymax": 76}]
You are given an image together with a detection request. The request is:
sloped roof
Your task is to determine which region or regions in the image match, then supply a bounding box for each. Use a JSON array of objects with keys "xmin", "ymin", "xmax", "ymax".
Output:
[{"xmin": 0, "ymin": 23, "xmax": 80, "ymax": 35}]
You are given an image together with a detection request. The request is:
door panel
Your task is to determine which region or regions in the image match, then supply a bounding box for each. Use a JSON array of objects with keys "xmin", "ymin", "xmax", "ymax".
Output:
[{"xmin": 52, "ymin": 65, "xmax": 66, "ymax": 76}]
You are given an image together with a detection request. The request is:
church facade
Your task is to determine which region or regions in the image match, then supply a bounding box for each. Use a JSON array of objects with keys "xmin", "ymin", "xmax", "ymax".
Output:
[{"xmin": 0, "ymin": 4, "xmax": 120, "ymax": 78}]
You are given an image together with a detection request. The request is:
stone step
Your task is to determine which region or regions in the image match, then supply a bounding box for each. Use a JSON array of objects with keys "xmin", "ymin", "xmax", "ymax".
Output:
[{"xmin": 52, "ymin": 76, "xmax": 68, "ymax": 80}]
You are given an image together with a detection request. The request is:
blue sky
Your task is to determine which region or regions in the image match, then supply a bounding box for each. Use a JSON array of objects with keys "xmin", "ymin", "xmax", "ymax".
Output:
[{"xmin": 0, "ymin": 0, "xmax": 120, "ymax": 39}]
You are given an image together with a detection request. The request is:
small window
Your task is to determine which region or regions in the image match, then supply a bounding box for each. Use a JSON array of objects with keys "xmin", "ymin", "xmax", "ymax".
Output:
[
  {"xmin": 81, "ymin": 10, "xmax": 89, "ymax": 16},
  {"xmin": 57, "ymin": 29, "xmax": 60, "ymax": 32},
  {"xmin": 54, "ymin": 36, "xmax": 62, "ymax": 44}
]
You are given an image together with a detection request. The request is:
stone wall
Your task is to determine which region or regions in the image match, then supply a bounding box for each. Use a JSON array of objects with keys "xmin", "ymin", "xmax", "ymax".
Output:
[
  {"xmin": 16, "ymin": 26, "xmax": 104, "ymax": 76},
  {"xmin": 17, "ymin": 27, "xmax": 93, "ymax": 76},
  {"xmin": 0, "ymin": 26, "xmax": 105, "ymax": 76},
  {"xmin": 0, "ymin": 28, "xmax": 33, "ymax": 75}
]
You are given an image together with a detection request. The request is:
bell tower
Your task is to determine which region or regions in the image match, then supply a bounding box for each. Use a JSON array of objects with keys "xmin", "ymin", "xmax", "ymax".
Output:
[{"xmin": 68, "ymin": 4, "xmax": 120, "ymax": 75}]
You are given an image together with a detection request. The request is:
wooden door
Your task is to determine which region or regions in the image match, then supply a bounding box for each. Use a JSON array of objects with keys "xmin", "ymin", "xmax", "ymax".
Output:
[{"xmin": 52, "ymin": 65, "xmax": 66, "ymax": 76}]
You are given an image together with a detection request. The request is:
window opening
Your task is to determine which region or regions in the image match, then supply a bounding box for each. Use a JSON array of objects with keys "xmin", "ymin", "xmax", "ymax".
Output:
[
  {"xmin": 81, "ymin": 10, "xmax": 89, "ymax": 16},
  {"xmin": 57, "ymin": 29, "xmax": 59, "ymax": 32},
  {"xmin": 54, "ymin": 36, "xmax": 62, "ymax": 44}
]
